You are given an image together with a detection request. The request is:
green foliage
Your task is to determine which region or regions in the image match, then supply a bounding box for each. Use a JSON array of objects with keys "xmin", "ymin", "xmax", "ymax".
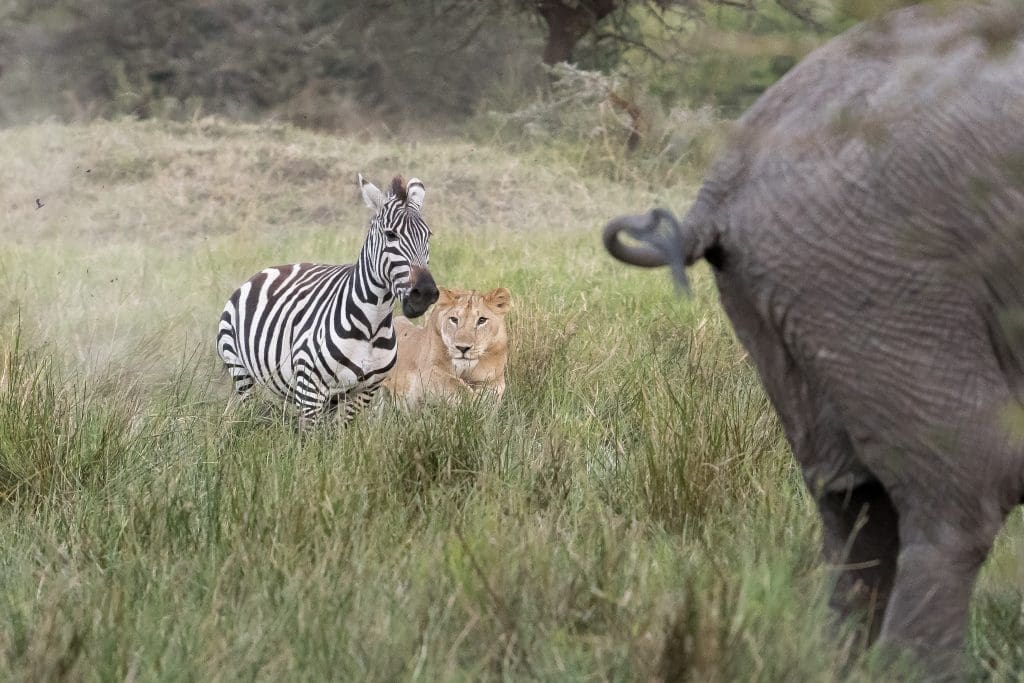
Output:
[
  {"xmin": 468, "ymin": 2, "xmax": 841, "ymax": 185},
  {"xmin": 568, "ymin": 1, "xmax": 832, "ymax": 115},
  {"xmin": 0, "ymin": 0, "xmax": 923, "ymax": 134},
  {"xmin": 0, "ymin": 1, "xmax": 539, "ymax": 128}
]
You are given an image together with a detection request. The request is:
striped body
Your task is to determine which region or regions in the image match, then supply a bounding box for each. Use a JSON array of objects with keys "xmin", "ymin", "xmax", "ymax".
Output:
[
  {"xmin": 216, "ymin": 174, "xmax": 437, "ymax": 423},
  {"xmin": 218, "ymin": 262, "xmax": 397, "ymax": 420}
]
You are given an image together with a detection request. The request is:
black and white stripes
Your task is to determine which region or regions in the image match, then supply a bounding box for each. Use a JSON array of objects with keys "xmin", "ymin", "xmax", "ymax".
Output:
[{"xmin": 217, "ymin": 174, "xmax": 438, "ymax": 423}]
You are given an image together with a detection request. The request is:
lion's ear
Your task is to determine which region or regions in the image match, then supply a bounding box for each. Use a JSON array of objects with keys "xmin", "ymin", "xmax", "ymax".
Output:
[
  {"xmin": 436, "ymin": 287, "xmax": 456, "ymax": 308},
  {"xmin": 484, "ymin": 287, "xmax": 511, "ymax": 314}
]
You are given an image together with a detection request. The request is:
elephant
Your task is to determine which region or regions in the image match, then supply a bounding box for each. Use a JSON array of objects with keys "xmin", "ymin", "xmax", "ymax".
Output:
[{"xmin": 603, "ymin": 2, "xmax": 1024, "ymax": 678}]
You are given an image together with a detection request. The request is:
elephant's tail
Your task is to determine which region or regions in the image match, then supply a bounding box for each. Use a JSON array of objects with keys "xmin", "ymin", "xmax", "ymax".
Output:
[{"xmin": 602, "ymin": 201, "xmax": 720, "ymax": 293}]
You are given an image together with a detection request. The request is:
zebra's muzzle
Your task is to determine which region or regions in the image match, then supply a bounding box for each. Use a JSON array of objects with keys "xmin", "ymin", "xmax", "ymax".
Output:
[{"xmin": 401, "ymin": 267, "xmax": 438, "ymax": 318}]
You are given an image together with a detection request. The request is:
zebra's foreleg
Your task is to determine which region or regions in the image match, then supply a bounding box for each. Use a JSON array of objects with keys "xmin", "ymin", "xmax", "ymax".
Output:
[
  {"xmin": 293, "ymin": 369, "xmax": 329, "ymax": 429},
  {"xmin": 340, "ymin": 383, "xmax": 382, "ymax": 426},
  {"xmin": 222, "ymin": 383, "xmax": 256, "ymax": 420}
]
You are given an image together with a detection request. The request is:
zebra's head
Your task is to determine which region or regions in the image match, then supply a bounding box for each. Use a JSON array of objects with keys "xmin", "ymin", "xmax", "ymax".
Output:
[{"xmin": 359, "ymin": 173, "xmax": 438, "ymax": 319}]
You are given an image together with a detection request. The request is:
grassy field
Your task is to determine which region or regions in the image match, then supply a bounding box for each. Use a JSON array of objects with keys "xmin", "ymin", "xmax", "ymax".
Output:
[{"xmin": 0, "ymin": 119, "xmax": 1021, "ymax": 681}]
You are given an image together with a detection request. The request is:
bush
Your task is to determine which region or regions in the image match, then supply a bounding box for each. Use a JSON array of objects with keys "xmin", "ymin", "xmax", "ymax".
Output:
[
  {"xmin": 0, "ymin": 1, "xmax": 541, "ymax": 130},
  {"xmin": 477, "ymin": 62, "xmax": 727, "ymax": 187}
]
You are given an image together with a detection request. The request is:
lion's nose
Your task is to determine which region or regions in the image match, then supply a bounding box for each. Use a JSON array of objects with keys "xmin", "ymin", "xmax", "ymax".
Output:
[{"xmin": 456, "ymin": 345, "xmax": 471, "ymax": 355}]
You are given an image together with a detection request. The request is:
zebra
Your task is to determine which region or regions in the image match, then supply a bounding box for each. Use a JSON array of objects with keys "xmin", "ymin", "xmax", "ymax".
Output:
[{"xmin": 216, "ymin": 174, "xmax": 438, "ymax": 424}]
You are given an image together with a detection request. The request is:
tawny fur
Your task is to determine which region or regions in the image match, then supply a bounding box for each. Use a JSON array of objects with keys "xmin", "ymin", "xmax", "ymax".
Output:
[{"xmin": 384, "ymin": 287, "xmax": 511, "ymax": 405}]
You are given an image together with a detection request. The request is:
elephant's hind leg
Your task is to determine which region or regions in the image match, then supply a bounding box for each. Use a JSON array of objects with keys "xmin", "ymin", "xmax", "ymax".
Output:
[
  {"xmin": 877, "ymin": 502, "xmax": 1008, "ymax": 679},
  {"xmin": 715, "ymin": 276, "xmax": 899, "ymax": 642},
  {"xmin": 818, "ymin": 480, "xmax": 900, "ymax": 649}
]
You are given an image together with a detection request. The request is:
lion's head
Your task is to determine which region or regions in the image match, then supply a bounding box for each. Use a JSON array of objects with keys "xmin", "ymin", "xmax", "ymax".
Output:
[{"xmin": 432, "ymin": 287, "xmax": 511, "ymax": 373}]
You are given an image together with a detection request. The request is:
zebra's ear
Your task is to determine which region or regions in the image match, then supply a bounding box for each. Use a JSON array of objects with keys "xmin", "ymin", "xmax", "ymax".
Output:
[
  {"xmin": 406, "ymin": 178, "xmax": 425, "ymax": 212},
  {"xmin": 359, "ymin": 174, "xmax": 385, "ymax": 212}
]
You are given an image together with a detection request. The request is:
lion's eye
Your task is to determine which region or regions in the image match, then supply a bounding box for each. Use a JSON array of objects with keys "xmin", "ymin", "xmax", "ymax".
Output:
[
  {"xmin": 477, "ymin": 317, "xmax": 488, "ymax": 326},
  {"xmin": 449, "ymin": 316, "xmax": 459, "ymax": 325},
  {"xmin": 384, "ymin": 230, "xmax": 399, "ymax": 241}
]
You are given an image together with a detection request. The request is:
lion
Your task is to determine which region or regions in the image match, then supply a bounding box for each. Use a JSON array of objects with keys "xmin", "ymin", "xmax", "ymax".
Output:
[{"xmin": 383, "ymin": 287, "xmax": 511, "ymax": 405}]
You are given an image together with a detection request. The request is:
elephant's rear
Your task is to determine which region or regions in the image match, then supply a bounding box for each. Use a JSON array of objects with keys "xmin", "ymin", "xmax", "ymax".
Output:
[
  {"xmin": 600, "ymin": 3, "xmax": 1024, "ymax": 675},
  {"xmin": 710, "ymin": 2, "xmax": 1024, "ymax": 475},
  {"xmin": 689, "ymin": 5, "xmax": 1024, "ymax": 672}
]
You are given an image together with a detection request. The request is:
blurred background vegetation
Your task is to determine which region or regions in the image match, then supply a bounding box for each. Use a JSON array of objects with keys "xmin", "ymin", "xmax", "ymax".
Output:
[{"xmin": 0, "ymin": 0, "xmax": 917, "ymax": 184}]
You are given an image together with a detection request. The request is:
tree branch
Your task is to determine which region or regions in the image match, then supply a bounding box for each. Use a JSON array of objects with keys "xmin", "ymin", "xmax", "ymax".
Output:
[
  {"xmin": 707, "ymin": 0, "xmax": 755, "ymax": 10},
  {"xmin": 592, "ymin": 31, "xmax": 667, "ymax": 62},
  {"xmin": 774, "ymin": 0, "xmax": 826, "ymax": 32}
]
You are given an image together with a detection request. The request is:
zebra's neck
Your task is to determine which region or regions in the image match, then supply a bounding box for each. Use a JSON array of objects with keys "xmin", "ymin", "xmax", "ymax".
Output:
[{"xmin": 348, "ymin": 240, "xmax": 395, "ymax": 332}]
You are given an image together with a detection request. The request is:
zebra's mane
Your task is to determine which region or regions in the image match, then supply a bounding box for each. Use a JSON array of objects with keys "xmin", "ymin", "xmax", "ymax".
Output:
[{"xmin": 389, "ymin": 175, "xmax": 407, "ymax": 202}]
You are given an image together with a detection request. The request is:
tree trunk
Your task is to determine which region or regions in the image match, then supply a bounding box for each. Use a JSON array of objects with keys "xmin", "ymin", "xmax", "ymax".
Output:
[
  {"xmin": 542, "ymin": 18, "xmax": 580, "ymax": 65},
  {"xmin": 536, "ymin": 0, "xmax": 619, "ymax": 66}
]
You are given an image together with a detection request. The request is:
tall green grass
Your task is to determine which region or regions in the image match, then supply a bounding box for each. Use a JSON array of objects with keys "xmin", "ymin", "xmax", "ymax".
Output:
[{"xmin": 0, "ymin": 120, "xmax": 1020, "ymax": 680}]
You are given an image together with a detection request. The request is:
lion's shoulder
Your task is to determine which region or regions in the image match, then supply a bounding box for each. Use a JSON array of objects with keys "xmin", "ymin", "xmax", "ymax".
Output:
[{"xmin": 393, "ymin": 315, "xmax": 420, "ymax": 339}]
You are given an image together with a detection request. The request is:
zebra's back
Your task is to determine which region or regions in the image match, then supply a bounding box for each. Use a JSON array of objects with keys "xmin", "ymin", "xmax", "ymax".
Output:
[{"xmin": 218, "ymin": 262, "xmax": 360, "ymax": 401}]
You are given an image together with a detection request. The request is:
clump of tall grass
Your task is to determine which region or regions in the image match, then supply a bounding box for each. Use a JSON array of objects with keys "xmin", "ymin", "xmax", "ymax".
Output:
[{"xmin": 0, "ymin": 334, "xmax": 153, "ymax": 507}]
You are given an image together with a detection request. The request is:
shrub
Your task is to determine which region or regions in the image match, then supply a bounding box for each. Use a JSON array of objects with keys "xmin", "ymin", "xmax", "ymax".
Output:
[
  {"xmin": 477, "ymin": 63, "xmax": 727, "ymax": 187},
  {"xmin": 0, "ymin": 1, "xmax": 541, "ymax": 130}
]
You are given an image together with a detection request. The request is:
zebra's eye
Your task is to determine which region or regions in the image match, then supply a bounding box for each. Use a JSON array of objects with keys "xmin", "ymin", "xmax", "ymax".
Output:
[
  {"xmin": 477, "ymin": 317, "xmax": 488, "ymax": 326},
  {"xmin": 384, "ymin": 230, "xmax": 399, "ymax": 242},
  {"xmin": 449, "ymin": 316, "xmax": 459, "ymax": 325}
]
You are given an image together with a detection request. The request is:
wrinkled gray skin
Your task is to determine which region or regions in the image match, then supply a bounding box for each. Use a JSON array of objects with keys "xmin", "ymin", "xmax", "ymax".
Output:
[{"xmin": 605, "ymin": 3, "xmax": 1024, "ymax": 679}]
